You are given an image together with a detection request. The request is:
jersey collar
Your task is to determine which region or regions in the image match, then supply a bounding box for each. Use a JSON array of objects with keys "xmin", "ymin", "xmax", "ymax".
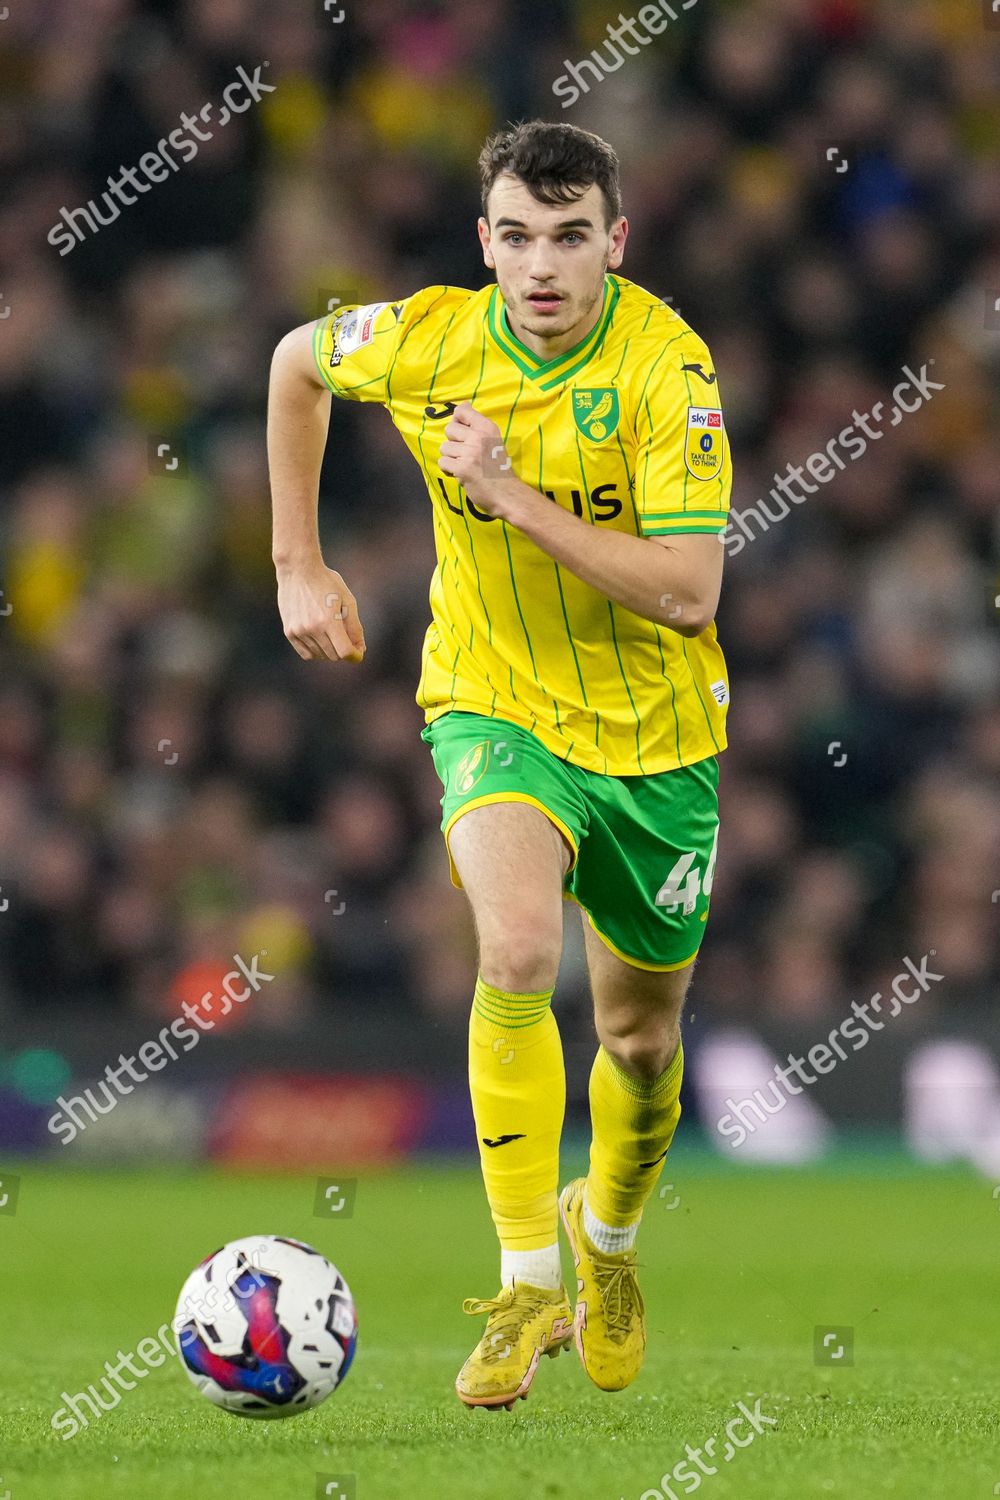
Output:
[{"xmin": 486, "ymin": 276, "xmax": 620, "ymax": 391}]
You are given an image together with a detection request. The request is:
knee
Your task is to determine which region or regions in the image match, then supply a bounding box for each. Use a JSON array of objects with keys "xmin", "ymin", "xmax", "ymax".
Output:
[
  {"xmin": 599, "ymin": 1022, "xmax": 680, "ymax": 1083},
  {"xmin": 479, "ymin": 918, "xmax": 562, "ymax": 995}
]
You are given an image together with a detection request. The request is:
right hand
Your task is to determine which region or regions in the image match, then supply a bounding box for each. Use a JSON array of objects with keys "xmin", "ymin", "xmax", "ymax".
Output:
[{"xmin": 276, "ymin": 561, "xmax": 366, "ymax": 663}]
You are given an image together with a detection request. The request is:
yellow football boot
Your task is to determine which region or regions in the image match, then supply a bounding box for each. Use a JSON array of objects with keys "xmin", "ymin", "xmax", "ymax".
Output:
[
  {"xmin": 456, "ymin": 1281, "xmax": 573, "ymax": 1410},
  {"xmin": 559, "ymin": 1178, "xmax": 646, "ymax": 1391}
]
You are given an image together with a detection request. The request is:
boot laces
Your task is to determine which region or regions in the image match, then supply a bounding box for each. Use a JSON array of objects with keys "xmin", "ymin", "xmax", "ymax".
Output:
[
  {"xmin": 593, "ymin": 1254, "xmax": 642, "ymax": 1341},
  {"xmin": 462, "ymin": 1285, "xmax": 550, "ymax": 1365}
]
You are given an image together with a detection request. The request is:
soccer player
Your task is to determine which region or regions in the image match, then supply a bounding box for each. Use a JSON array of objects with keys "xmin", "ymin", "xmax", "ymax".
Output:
[{"xmin": 267, "ymin": 120, "xmax": 731, "ymax": 1410}]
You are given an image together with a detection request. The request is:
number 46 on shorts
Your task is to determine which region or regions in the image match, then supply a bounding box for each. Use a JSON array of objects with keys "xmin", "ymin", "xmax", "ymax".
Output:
[{"xmin": 655, "ymin": 825, "xmax": 719, "ymax": 915}]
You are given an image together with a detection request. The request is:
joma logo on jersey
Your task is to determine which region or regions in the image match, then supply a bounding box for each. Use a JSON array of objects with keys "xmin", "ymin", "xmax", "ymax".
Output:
[{"xmin": 572, "ymin": 388, "xmax": 620, "ymax": 442}]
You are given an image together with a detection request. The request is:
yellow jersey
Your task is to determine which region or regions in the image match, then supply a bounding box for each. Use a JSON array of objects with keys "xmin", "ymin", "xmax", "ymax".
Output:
[{"xmin": 312, "ymin": 274, "xmax": 731, "ymax": 776}]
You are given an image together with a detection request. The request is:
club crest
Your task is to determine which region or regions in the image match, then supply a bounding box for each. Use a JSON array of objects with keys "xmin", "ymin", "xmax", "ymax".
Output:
[{"xmin": 572, "ymin": 388, "xmax": 620, "ymax": 442}]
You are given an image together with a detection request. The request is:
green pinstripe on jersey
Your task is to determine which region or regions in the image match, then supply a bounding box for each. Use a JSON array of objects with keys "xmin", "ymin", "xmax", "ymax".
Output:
[
  {"xmin": 497, "ymin": 370, "xmax": 538, "ymax": 679},
  {"xmin": 682, "ymin": 634, "xmax": 722, "ymax": 752},
  {"xmin": 417, "ymin": 306, "xmax": 464, "ymax": 705},
  {"xmin": 311, "ymin": 273, "xmax": 732, "ymax": 776},
  {"xmin": 462, "ymin": 319, "xmax": 493, "ymax": 651},
  {"xmin": 386, "ymin": 288, "xmax": 450, "ymax": 403}
]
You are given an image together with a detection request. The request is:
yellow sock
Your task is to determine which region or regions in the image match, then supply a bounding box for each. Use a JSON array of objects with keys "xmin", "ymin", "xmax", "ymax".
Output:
[
  {"xmin": 586, "ymin": 1041, "xmax": 684, "ymax": 1234},
  {"xmin": 469, "ymin": 975, "xmax": 565, "ymax": 1251}
]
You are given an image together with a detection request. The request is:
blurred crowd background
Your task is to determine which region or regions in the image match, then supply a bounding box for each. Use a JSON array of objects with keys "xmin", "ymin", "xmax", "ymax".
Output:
[{"xmin": 0, "ymin": 0, "xmax": 998, "ymax": 1048}]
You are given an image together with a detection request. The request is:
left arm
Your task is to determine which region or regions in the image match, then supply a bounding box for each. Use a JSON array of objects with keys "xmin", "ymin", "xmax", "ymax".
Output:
[{"xmin": 438, "ymin": 404, "xmax": 723, "ymax": 637}]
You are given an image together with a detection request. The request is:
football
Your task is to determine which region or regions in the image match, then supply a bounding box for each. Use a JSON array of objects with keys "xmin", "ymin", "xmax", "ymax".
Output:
[{"xmin": 174, "ymin": 1234, "xmax": 358, "ymax": 1418}]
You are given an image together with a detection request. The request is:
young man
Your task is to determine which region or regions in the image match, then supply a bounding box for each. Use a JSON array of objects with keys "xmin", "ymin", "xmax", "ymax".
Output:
[{"xmin": 267, "ymin": 120, "xmax": 730, "ymax": 1411}]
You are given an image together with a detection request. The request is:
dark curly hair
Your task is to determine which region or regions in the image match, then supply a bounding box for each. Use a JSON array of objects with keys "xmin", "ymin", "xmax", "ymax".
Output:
[{"xmin": 478, "ymin": 120, "xmax": 622, "ymax": 230}]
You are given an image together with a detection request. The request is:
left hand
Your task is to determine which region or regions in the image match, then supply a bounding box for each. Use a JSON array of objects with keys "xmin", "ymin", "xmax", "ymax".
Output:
[{"xmin": 437, "ymin": 402, "xmax": 519, "ymax": 515}]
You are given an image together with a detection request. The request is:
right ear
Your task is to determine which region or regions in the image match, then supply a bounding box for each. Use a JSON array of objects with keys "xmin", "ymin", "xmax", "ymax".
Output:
[{"xmin": 477, "ymin": 217, "xmax": 495, "ymax": 269}]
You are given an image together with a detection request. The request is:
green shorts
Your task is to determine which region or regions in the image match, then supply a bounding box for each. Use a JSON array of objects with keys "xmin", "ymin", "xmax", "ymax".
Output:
[{"xmin": 421, "ymin": 711, "xmax": 720, "ymax": 971}]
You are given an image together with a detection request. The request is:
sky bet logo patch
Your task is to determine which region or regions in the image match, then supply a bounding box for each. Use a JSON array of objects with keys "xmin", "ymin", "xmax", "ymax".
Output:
[{"xmin": 685, "ymin": 406, "xmax": 724, "ymax": 480}]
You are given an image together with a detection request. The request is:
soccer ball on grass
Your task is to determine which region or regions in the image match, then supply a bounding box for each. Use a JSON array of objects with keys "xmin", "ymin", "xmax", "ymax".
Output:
[{"xmin": 175, "ymin": 1234, "xmax": 357, "ymax": 1418}]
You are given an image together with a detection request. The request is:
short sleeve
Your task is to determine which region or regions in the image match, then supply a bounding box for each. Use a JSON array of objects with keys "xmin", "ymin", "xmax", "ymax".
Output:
[
  {"xmin": 634, "ymin": 346, "xmax": 732, "ymax": 537},
  {"xmin": 312, "ymin": 298, "xmax": 408, "ymax": 403}
]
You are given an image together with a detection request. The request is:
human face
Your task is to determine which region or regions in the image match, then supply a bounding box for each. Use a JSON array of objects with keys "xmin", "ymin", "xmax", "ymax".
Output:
[{"xmin": 479, "ymin": 175, "xmax": 627, "ymax": 359}]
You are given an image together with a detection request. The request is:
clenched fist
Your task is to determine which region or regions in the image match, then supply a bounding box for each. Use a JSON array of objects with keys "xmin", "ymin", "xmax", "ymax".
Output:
[
  {"xmin": 437, "ymin": 401, "xmax": 518, "ymax": 514},
  {"xmin": 276, "ymin": 560, "xmax": 366, "ymax": 663}
]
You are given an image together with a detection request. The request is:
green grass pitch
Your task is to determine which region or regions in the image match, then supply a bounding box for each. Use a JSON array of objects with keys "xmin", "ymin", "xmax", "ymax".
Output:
[{"xmin": 2, "ymin": 1146, "xmax": 999, "ymax": 1499}]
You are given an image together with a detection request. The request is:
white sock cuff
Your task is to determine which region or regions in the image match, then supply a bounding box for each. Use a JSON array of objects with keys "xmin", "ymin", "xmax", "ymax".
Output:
[
  {"xmin": 500, "ymin": 1242, "xmax": 562, "ymax": 1290},
  {"xmin": 583, "ymin": 1190, "xmax": 639, "ymax": 1253}
]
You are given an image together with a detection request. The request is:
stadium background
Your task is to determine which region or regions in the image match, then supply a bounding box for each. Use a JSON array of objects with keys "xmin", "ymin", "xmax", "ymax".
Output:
[{"xmin": 0, "ymin": 0, "xmax": 998, "ymax": 1173}]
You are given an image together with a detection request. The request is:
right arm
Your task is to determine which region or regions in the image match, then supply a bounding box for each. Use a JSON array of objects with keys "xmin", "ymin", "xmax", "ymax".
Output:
[{"xmin": 267, "ymin": 321, "xmax": 366, "ymax": 663}]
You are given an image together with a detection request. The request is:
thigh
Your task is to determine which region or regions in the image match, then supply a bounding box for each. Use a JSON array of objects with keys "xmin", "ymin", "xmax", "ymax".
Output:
[
  {"xmin": 449, "ymin": 803, "xmax": 569, "ymax": 994},
  {"xmin": 422, "ymin": 711, "xmax": 586, "ymax": 960}
]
